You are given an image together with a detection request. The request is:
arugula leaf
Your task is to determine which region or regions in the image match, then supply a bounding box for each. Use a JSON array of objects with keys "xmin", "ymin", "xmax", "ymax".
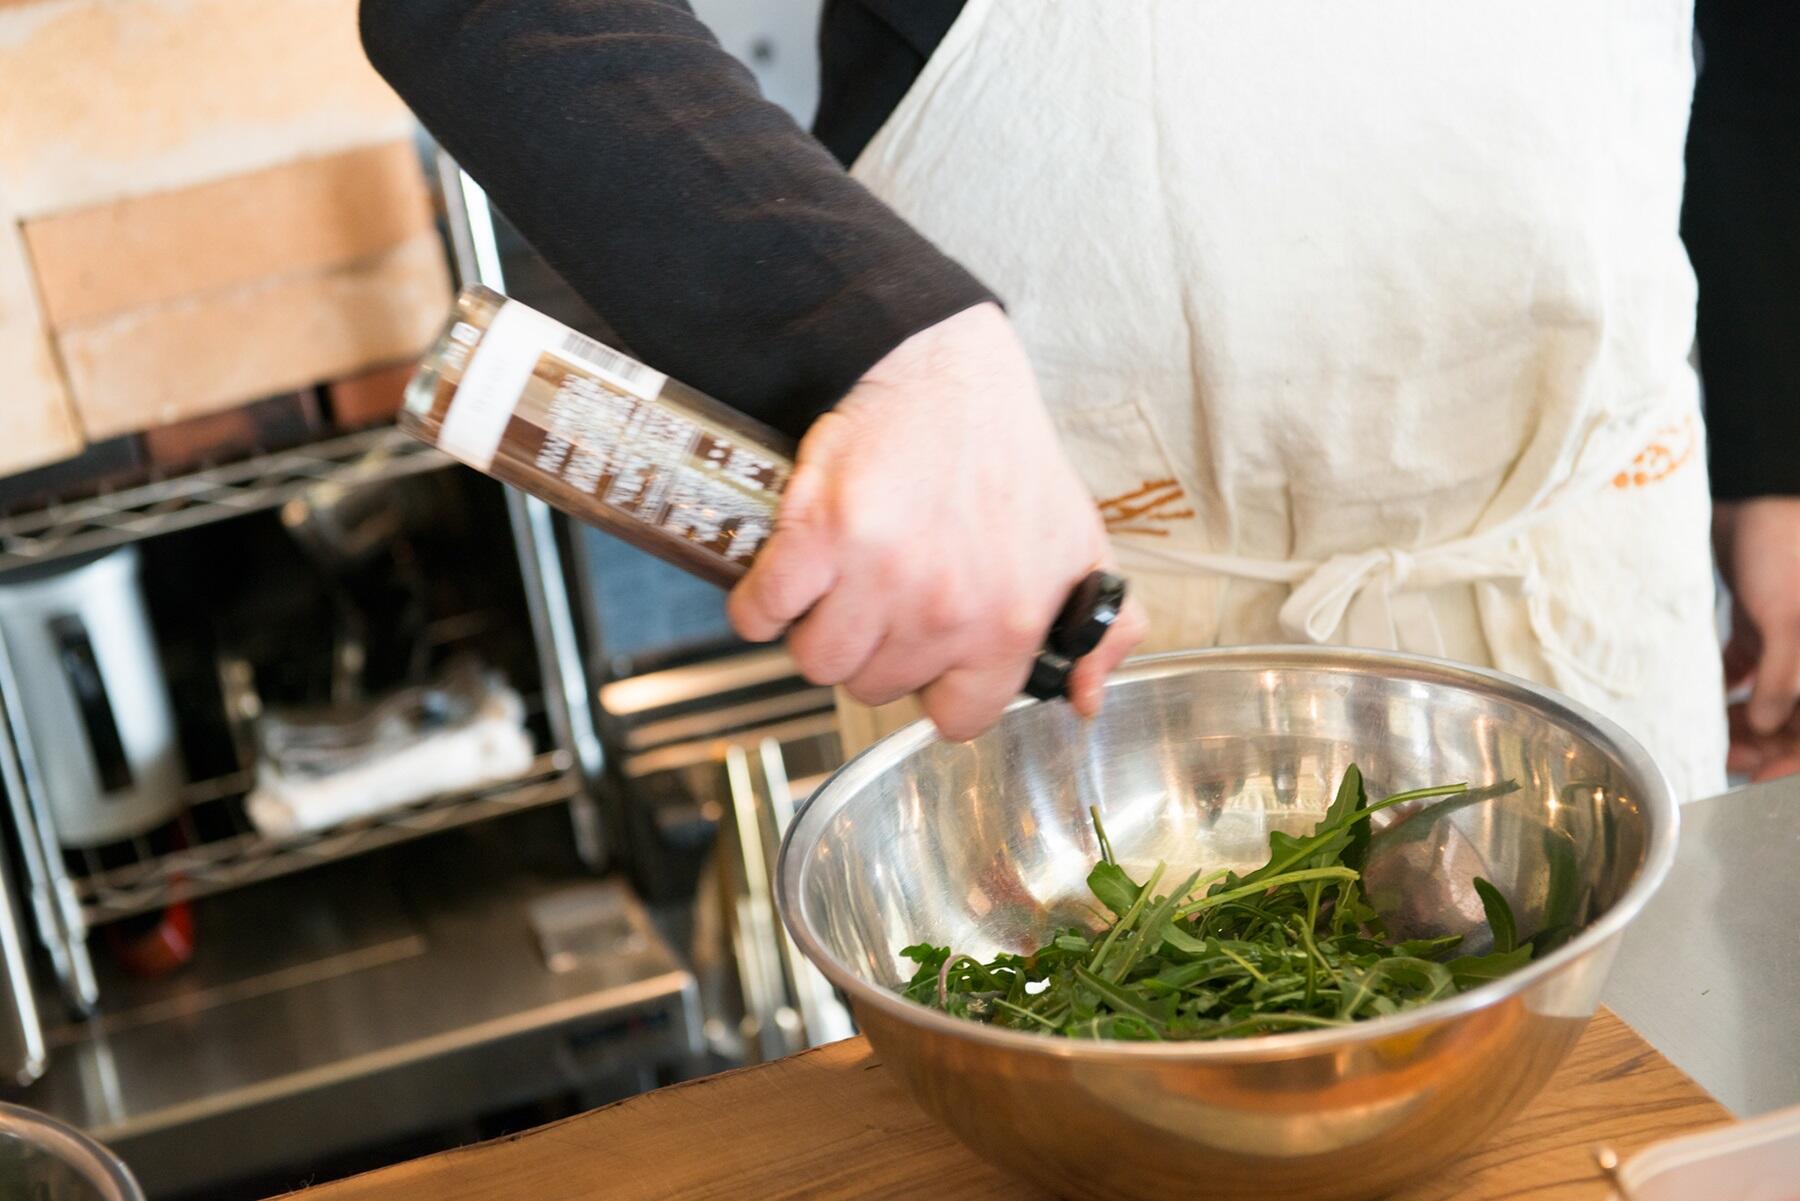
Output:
[
  {"xmin": 1176, "ymin": 867, "xmax": 1358, "ymax": 919},
  {"xmin": 1108, "ymin": 868, "xmax": 1203, "ymax": 983},
  {"xmin": 1325, "ymin": 763, "xmax": 1373, "ymax": 874},
  {"xmin": 1238, "ymin": 779, "xmax": 1469, "ymax": 889},
  {"xmin": 1528, "ymin": 924, "xmax": 1580, "ymax": 957},
  {"xmin": 1368, "ymin": 779, "xmax": 1523, "ymax": 851},
  {"xmin": 1074, "ymin": 966, "xmax": 1167, "ymax": 1027},
  {"xmin": 1538, "ymin": 828, "xmax": 1582, "ymax": 941},
  {"xmin": 901, "ymin": 943, "xmax": 946, "ymax": 965},
  {"xmin": 1447, "ymin": 945, "xmax": 1533, "ymax": 988},
  {"xmin": 1337, "ymin": 957, "xmax": 1454, "ymax": 1019},
  {"xmin": 1472, "ymin": 877, "xmax": 1517, "ymax": 954},
  {"xmin": 1089, "ymin": 862, "xmax": 1166, "ymax": 976},
  {"xmin": 1394, "ymin": 934, "xmax": 1465, "ymax": 960},
  {"xmin": 1160, "ymin": 921, "xmax": 1209, "ymax": 955},
  {"xmin": 1088, "ymin": 861, "xmax": 1142, "ymax": 918}
]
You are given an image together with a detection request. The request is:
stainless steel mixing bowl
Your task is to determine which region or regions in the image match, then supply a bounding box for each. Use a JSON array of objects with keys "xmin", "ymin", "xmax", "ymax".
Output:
[
  {"xmin": 0, "ymin": 1103, "xmax": 143, "ymax": 1201},
  {"xmin": 778, "ymin": 647, "xmax": 1678, "ymax": 1201}
]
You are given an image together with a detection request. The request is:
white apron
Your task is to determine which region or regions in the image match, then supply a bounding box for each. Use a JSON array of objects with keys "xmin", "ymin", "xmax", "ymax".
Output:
[{"xmin": 836, "ymin": 0, "xmax": 1727, "ymax": 801}]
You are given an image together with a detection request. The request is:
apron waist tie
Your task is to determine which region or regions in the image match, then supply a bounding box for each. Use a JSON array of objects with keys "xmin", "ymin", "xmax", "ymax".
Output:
[
  {"xmin": 1115, "ymin": 530, "xmax": 1535, "ymax": 653},
  {"xmin": 1105, "ymin": 405, "xmax": 1686, "ymax": 684}
]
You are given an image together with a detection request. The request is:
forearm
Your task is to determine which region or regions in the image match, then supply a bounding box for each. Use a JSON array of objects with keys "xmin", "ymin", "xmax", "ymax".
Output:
[{"xmin": 360, "ymin": 0, "xmax": 993, "ymax": 438}]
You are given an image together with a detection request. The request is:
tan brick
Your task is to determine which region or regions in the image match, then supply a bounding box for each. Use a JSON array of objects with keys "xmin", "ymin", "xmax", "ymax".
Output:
[
  {"xmin": 60, "ymin": 232, "xmax": 451, "ymax": 439},
  {"xmin": 141, "ymin": 393, "xmax": 323, "ymax": 472},
  {"xmin": 326, "ymin": 362, "xmax": 414, "ymax": 429},
  {"xmin": 0, "ymin": 0, "xmax": 415, "ymax": 218},
  {"xmin": 23, "ymin": 141, "xmax": 435, "ymax": 328},
  {"xmin": 0, "ymin": 204, "xmax": 83, "ymax": 476}
]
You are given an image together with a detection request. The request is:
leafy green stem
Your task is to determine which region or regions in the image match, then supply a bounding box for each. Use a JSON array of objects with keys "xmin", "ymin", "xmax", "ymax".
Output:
[
  {"xmin": 1088, "ymin": 861, "xmax": 1167, "ymax": 977},
  {"xmin": 1090, "ymin": 805, "xmax": 1116, "ymax": 867},
  {"xmin": 1175, "ymin": 867, "xmax": 1359, "ymax": 919}
]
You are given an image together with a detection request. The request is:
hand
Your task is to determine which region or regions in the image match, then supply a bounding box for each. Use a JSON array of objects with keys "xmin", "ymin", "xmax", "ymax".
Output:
[
  {"xmin": 1714, "ymin": 496, "xmax": 1800, "ymax": 780},
  {"xmin": 1725, "ymin": 702, "xmax": 1800, "ymax": 783},
  {"xmin": 727, "ymin": 303, "xmax": 1147, "ymax": 742}
]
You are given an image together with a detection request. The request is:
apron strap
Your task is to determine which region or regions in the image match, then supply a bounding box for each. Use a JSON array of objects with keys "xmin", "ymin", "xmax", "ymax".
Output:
[
  {"xmin": 1116, "ymin": 534, "xmax": 1527, "ymax": 641},
  {"xmin": 1116, "ymin": 529, "xmax": 1639, "ymax": 692},
  {"xmin": 1111, "ymin": 397, "xmax": 1688, "ymax": 679}
]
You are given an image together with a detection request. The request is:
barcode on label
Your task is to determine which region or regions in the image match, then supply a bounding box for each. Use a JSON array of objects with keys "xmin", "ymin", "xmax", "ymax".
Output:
[{"xmin": 556, "ymin": 329, "xmax": 667, "ymax": 400}]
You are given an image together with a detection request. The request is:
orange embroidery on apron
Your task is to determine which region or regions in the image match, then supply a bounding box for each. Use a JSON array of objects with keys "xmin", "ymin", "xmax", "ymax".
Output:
[
  {"xmin": 1098, "ymin": 479, "xmax": 1194, "ymax": 532},
  {"xmin": 1612, "ymin": 413, "xmax": 1697, "ymax": 489}
]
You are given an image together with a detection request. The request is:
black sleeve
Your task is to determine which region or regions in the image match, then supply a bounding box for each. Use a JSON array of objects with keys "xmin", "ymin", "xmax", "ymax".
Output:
[
  {"xmin": 813, "ymin": 0, "xmax": 962, "ymax": 166},
  {"xmin": 1683, "ymin": 0, "xmax": 1800, "ymax": 499},
  {"xmin": 359, "ymin": 0, "xmax": 994, "ymax": 440}
]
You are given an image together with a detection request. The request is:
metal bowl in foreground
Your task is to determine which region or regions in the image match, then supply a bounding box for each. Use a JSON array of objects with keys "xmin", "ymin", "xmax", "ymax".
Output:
[
  {"xmin": 778, "ymin": 647, "xmax": 1678, "ymax": 1201},
  {"xmin": 0, "ymin": 1103, "xmax": 143, "ymax": 1201}
]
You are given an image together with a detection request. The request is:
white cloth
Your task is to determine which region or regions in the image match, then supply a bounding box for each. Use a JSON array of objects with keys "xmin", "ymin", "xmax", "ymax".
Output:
[
  {"xmin": 245, "ymin": 687, "xmax": 534, "ymax": 837},
  {"xmin": 841, "ymin": 0, "xmax": 1726, "ymax": 800}
]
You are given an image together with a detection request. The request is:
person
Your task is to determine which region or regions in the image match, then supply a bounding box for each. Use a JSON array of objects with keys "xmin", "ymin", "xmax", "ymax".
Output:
[{"xmin": 360, "ymin": 0, "xmax": 1800, "ymax": 800}]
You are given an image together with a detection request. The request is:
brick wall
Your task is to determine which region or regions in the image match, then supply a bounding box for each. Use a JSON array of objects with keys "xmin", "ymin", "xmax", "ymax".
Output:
[{"xmin": 0, "ymin": 0, "xmax": 450, "ymax": 476}]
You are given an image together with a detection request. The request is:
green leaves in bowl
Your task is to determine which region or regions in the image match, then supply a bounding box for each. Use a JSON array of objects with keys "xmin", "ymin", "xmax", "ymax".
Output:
[{"xmin": 900, "ymin": 765, "xmax": 1544, "ymax": 1041}]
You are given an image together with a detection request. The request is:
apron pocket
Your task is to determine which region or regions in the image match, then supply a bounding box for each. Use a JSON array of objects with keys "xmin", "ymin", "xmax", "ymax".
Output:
[
  {"xmin": 1531, "ymin": 456, "xmax": 1715, "ymax": 692},
  {"xmin": 1051, "ymin": 402, "xmax": 1201, "ymax": 545},
  {"xmin": 1052, "ymin": 403, "xmax": 1228, "ymax": 653}
]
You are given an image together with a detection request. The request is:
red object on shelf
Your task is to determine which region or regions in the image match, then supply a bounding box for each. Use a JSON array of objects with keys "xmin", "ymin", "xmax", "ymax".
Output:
[{"xmin": 105, "ymin": 898, "xmax": 196, "ymax": 979}]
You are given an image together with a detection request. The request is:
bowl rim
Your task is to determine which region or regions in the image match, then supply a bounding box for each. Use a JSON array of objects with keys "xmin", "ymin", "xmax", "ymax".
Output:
[
  {"xmin": 0, "ymin": 1100, "xmax": 144, "ymax": 1201},
  {"xmin": 776, "ymin": 644, "xmax": 1681, "ymax": 1062}
]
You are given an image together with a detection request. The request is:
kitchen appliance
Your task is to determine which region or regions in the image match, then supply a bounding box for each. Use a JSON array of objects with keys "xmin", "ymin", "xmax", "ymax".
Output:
[
  {"xmin": 0, "ymin": 547, "xmax": 183, "ymax": 848},
  {"xmin": 780, "ymin": 646, "xmax": 1680, "ymax": 1201},
  {"xmin": 0, "ymin": 1101, "xmax": 143, "ymax": 1200},
  {"xmin": 279, "ymin": 464, "xmax": 426, "ymax": 706}
]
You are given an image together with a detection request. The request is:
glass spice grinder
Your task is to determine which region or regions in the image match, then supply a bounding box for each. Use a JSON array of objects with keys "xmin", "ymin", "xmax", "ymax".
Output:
[{"xmin": 399, "ymin": 285, "xmax": 1125, "ymax": 699}]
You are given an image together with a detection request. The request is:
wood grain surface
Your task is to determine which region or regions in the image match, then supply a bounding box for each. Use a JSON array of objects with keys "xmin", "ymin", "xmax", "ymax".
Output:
[{"xmin": 291, "ymin": 1010, "xmax": 1726, "ymax": 1200}]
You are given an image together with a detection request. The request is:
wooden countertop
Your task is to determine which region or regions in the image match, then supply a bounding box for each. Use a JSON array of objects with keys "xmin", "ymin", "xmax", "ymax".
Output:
[{"xmin": 294, "ymin": 1010, "xmax": 1727, "ymax": 1200}]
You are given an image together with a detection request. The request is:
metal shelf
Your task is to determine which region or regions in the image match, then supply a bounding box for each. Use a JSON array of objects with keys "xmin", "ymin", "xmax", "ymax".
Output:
[
  {"xmin": 69, "ymin": 752, "xmax": 577, "ymax": 926},
  {"xmin": 0, "ymin": 426, "xmax": 451, "ymax": 575},
  {"xmin": 0, "ymin": 157, "xmax": 611, "ymax": 1052}
]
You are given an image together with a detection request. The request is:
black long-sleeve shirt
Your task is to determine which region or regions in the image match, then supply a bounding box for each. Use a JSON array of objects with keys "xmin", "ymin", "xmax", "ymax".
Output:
[
  {"xmin": 1683, "ymin": 0, "xmax": 1800, "ymax": 498},
  {"xmin": 361, "ymin": 0, "xmax": 1799, "ymax": 496}
]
